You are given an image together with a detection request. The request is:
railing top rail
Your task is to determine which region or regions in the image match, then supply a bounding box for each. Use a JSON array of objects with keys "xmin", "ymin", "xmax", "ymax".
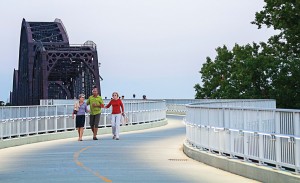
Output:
[
  {"xmin": 0, "ymin": 99, "xmax": 165, "ymax": 109},
  {"xmin": 186, "ymin": 99, "xmax": 276, "ymax": 108},
  {"xmin": 186, "ymin": 103, "xmax": 300, "ymax": 112},
  {"xmin": 0, "ymin": 100, "xmax": 167, "ymax": 120},
  {"xmin": 187, "ymin": 99, "xmax": 276, "ymax": 104}
]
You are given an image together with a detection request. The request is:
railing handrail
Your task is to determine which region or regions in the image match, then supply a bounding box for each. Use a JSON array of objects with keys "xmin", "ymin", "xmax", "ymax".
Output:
[
  {"xmin": 0, "ymin": 100, "xmax": 166, "ymax": 120},
  {"xmin": 0, "ymin": 100, "xmax": 167, "ymax": 140},
  {"xmin": 182, "ymin": 99, "xmax": 300, "ymax": 174}
]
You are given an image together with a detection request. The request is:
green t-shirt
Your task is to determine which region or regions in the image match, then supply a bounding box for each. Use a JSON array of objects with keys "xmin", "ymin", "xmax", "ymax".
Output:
[{"xmin": 87, "ymin": 95, "xmax": 104, "ymax": 115}]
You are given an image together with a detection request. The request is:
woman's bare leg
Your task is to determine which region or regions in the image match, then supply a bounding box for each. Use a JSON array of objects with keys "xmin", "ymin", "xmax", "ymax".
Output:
[
  {"xmin": 77, "ymin": 128, "xmax": 80, "ymax": 141},
  {"xmin": 79, "ymin": 128, "xmax": 84, "ymax": 141}
]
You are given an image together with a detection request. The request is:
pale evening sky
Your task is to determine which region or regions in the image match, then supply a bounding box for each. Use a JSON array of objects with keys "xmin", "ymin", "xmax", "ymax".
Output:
[{"xmin": 0, "ymin": 0, "xmax": 275, "ymax": 102}]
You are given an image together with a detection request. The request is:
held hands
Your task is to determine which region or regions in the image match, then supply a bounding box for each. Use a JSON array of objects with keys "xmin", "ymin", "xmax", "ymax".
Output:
[{"xmin": 92, "ymin": 103, "xmax": 105, "ymax": 108}]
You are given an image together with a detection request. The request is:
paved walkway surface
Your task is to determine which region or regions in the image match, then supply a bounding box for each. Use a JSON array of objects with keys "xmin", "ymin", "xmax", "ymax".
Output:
[{"xmin": 0, "ymin": 115, "xmax": 259, "ymax": 183}]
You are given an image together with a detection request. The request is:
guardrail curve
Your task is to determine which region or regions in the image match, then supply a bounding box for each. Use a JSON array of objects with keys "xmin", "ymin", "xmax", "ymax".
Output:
[
  {"xmin": 183, "ymin": 99, "xmax": 300, "ymax": 174},
  {"xmin": 0, "ymin": 100, "xmax": 167, "ymax": 139}
]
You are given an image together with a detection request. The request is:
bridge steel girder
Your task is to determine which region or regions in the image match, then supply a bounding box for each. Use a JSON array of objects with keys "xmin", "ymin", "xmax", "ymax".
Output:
[{"xmin": 11, "ymin": 18, "xmax": 101, "ymax": 105}]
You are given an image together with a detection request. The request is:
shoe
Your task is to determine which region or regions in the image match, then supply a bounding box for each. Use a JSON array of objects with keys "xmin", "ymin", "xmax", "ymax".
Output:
[
  {"xmin": 116, "ymin": 138, "xmax": 120, "ymax": 140},
  {"xmin": 93, "ymin": 137, "xmax": 98, "ymax": 140},
  {"xmin": 79, "ymin": 139, "xmax": 83, "ymax": 141},
  {"xmin": 112, "ymin": 135, "xmax": 116, "ymax": 139}
]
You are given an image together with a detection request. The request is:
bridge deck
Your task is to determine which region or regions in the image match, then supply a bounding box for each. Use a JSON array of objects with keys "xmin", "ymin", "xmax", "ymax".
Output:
[{"xmin": 0, "ymin": 115, "xmax": 258, "ymax": 183}]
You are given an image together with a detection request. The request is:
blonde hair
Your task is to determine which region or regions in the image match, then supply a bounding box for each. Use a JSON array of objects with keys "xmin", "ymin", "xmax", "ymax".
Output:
[
  {"xmin": 112, "ymin": 92, "xmax": 119, "ymax": 98},
  {"xmin": 78, "ymin": 94, "xmax": 85, "ymax": 99}
]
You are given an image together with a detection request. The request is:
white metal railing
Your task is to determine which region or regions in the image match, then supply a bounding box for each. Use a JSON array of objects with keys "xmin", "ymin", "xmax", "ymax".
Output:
[
  {"xmin": 165, "ymin": 99, "xmax": 276, "ymax": 113},
  {"xmin": 165, "ymin": 99, "xmax": 204, "ymax": 113},
  {"xmin": 184, "ymin": 100, "xmax": 300, "ymax": 174},
  {"xmin": 40, "ymin": 99, "xmax": 158, "ymax": 106},
  {"xmin": 0, "ymin": 100, "xmax": 166, "ymax": 139}
]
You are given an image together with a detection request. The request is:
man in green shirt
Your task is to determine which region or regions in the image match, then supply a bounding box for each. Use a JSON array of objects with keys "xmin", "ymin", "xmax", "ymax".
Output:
[{"xmin": 87, "ymin": 88, "xmax": 104, "ymax": 140}]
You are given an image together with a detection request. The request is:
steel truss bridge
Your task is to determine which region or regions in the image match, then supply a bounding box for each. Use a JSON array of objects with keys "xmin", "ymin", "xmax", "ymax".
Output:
[{"xmin": 10, "ymin": 18, "xmax": 101, "ymax": 105}]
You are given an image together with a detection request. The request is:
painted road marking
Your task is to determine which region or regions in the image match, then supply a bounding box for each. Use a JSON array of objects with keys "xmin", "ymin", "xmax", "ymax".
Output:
[{"xmin": 73, "ymin": 146, "xmax": 112, "ymax": 182}]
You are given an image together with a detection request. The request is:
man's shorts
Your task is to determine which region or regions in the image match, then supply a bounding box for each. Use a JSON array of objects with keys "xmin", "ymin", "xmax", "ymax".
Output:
[{"xmin": 89, "ymin": 113, "xmax": 100, "ymax": 128}]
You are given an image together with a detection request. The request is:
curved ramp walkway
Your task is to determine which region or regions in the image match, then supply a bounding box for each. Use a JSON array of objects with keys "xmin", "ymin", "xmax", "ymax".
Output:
[{"xmin": 0, "ymin": 115, "xmax": 258, "ymax": 183}]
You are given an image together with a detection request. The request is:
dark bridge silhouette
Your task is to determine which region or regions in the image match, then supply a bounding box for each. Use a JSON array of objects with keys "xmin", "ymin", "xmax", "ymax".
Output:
[{"xmin": 10, "ymin": 18, "xmax": 101, "ymax": 105}]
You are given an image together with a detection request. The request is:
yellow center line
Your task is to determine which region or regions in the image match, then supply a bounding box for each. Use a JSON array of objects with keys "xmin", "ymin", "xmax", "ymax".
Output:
[{"xmin": 74, "ymin": 146, "xmax": 112, "ymax": 182}]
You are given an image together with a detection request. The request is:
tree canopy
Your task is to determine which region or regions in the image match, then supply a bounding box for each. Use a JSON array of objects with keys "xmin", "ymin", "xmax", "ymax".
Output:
[{"xmin": 195, "ymin": 0, "xmax": 300, "ymax": 108}]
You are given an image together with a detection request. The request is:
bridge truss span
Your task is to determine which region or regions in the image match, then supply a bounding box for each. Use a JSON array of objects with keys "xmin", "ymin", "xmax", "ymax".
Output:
[{"xmin": 11, "ymin": 18, "xmax": 101, "ymax": 105}]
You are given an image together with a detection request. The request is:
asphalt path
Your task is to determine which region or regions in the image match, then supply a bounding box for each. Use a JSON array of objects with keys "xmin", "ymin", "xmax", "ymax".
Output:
[{"xmin": 0, "ymin": 115, "xmax": 259, "ymax": 183}]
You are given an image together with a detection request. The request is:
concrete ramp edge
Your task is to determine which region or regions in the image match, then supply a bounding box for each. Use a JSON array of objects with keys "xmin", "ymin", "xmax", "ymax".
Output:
[{"xmin": 183, "ymin": 141, "xmax": 300, "ymax": 183}]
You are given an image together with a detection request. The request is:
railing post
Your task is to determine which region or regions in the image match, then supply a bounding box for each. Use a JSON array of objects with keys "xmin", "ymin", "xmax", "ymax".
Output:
[
  {"xmin": 244, "ymin": 132, "xmax": 249, "ymax": 161},
  {"xmin": 243, "ymin": 108, "xmax": 246, "ymax": 131},
  {"xmin": 17, "ymin": 118, "xmax": 20, "ymax": 137},
  {"xmin": 18, "ymin": 107, "xmax": 21, "ymax": 121},
  {"xmin": 64, "ymin": 105, "xmax": 67, "ymax": 131},
  {"xmin": 295, "ymin": 139, "xmax": 300, "ymax": 174},
  {"xmin": 275, "ymin": 112, "xmax": 281, "ymax": 134},
  {"xmin": 35, "ymin": 117, "xmax": 38, "ymax": 135},
  {"xmin": 258, "ymin": 134, "xmax": 264, "ymax": 165},
  {"xmin": 104, "ymin": 109, "xmax": 107, "ymax": 127},
  {"xmin": 1, "ymin": 107, "xmax": 3, "ymax": 121},
  {"xmin": 9, "ymin": 120, "xmax": 12, "ymax": 138},
  {"xmin": 54, "ymin": 106, "xmax": 58, "ymax": 132},
  {"xmin": 222, "ymin": 107, "xmax": 225, "ymax": 128},
  {"xmin": 294, "ymin": 112, "xmax": 300, "ymax": 136},
  {"xmin": 294, "ymin": 112, "xmax": 300, "ymax": 173},
  {"xmin": 230, "ymin": 130, "xmax": 234, "ymax": 158},
  {"xmin": 218, "ymin": 129, "xmax": 221, "ymax": 155},
  {"xmin": 130, "ymin": 102, "xmax": 133, "ymax": 125},
  {"xmin": 275, "ymin": 135, "xmax": 282, "ymax": 169},
  {"xmin": 0, "ymin": 121, "xmax": 2, "ymax": 139},
  {"xmin": 26, "ymin": 118, "xmax": 29, "ymax": 136}
]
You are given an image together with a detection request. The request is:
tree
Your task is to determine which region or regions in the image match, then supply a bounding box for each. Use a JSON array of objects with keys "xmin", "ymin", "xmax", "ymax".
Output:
[
  {"xmin": 253, "ymin": 0, "xmax": 300, "ymax": 108},
  {"xmin": 195, "ymin": 43, "xmax": 275, "ymax": 99},
  {"xmin": 195, "ymin": 1, "xmax": 300, "ymax": 108},
  {"xmin": 0, "ymin": 101, "xmax": 5, "ymax": 106},
  {"xmin": 252, "ymin": 0, "xmax": 300, "ymax": 53}
]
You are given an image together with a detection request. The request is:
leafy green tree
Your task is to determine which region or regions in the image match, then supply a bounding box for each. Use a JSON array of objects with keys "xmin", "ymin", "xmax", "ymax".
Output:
[
  {"xmin": 195, "ymin": 43, "xmax": 274, "ymax": 99},
  {"xmin": 253, "ymin": 0, "xmax": 300, "ymax": 108},
  {"xmin": 253, "ymin": 0, "xmax": 300, "ymax": 52},
  {"xmin": 195, "ymin": 0, "xmax": 300, "ymax": 108}
]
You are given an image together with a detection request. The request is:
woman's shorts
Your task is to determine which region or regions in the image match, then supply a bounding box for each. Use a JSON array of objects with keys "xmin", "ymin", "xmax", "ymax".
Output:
[{"xmin": 76, "ymin": 115, "xmax": 85, "ymax": 128}]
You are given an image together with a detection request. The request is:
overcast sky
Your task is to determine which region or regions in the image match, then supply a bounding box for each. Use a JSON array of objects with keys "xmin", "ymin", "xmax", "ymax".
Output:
[{"xmin": 0, "ymin": 0, "xmax": 275, "ymax": 102}]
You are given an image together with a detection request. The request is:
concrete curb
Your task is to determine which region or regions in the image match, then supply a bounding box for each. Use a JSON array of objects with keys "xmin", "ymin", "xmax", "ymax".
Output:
[
  {"xmin": 0, "ymin": 120, "xmax": 167, "ymax": 149},
  {"xmin": 183, "ymin": 141, "xmax": 300, "ymax": 183}
]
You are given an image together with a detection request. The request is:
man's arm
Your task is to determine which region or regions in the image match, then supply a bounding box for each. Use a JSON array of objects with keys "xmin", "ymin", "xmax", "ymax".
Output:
[{"xmin": 100, "ymin": 97, "xmax": 104, "ymax": 107}]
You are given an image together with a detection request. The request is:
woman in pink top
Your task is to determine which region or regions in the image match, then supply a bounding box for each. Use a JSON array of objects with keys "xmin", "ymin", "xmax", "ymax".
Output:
[{"xmin": 105, "ymin": 92, "xmax": 124, "ymax": 140}]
